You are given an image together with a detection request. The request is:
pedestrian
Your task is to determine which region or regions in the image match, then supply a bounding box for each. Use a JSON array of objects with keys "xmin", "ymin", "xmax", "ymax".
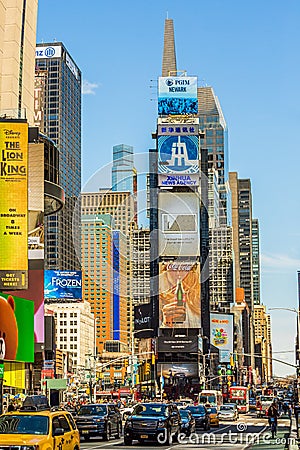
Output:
[
  {"xmin": 7, "ymin": 402, "xmax": 15, "ymax": 412},
  {"xmin": 267, "ymin": 401, "xmax": 279, "ymax": 428}
]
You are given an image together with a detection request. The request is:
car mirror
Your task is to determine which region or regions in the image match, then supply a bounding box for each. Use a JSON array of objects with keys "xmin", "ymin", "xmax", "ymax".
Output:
[{"xmin": 53, "ymin": 428, "xmax": 65, "ymax": 436}]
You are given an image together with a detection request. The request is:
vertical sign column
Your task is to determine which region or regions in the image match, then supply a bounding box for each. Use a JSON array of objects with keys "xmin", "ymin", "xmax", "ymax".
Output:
[{"xmin": 0, "ymin": 121, "xmax": 28, "ymax": 289}]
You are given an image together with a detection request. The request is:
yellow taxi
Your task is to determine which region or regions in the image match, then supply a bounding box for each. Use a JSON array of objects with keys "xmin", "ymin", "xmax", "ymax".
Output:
[
  {"xmin": 0, "ymin": 406, "xmax": 80, "ymax": 449},
  {"xmin": 206, "ymin": 405, "xmax": 219, "ymax": 427}
]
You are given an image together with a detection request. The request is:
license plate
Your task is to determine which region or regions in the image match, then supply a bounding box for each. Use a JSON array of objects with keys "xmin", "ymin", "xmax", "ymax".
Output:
[
  {"xmin": 82, "ymin": 430, "xmax": 89, "ymax": 434},
  {"xmin": 140, "ymin": 434, "xmax": 148, "ymax": 439}
]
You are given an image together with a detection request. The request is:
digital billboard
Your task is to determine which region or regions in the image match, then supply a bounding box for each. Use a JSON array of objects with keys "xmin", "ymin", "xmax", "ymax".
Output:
[
  {"xmin": 0, "ymin": 293, "xmax": 34, "ymax": 362},
  {"xmin": 0, "ymin": 121, "xmax": 28, "ymax": 289},
  {"xmin": 158, "ymin": 76, "xmax": 198, "ymax": 115},
  {"xmin": 210, "ymin": 313, "xmax": 234, "ymax": 363},
  {"xmin": 157, "ymin": 336, "xmax": 198, "ymax": 353},
  {"xmin": 158, "ymin": 192, "xmax": 200, "ymax": 257},
  {"xmin": 44, "ymin": 270, "xmax": 82, "ymax": 300},
  {"xmin": 134, "ymin": 303, "xmax": 153, "ymax": 332},
  {"xmin": 113, "ymin": 231, "xmax": 120, "ymax": 341},
  {"xmin": 158, "ymin": 135, "xmax": 199, "ymax": 175},
  {"xmin": 157, "ymin": 363, "xmax": 198, "ymax": 379},
  {"xmin": 159, "ymin": 261, "xmax": 200, "ymax": 329}
]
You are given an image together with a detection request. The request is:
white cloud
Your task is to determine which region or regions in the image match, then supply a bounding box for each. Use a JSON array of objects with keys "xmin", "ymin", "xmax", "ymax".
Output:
[
  {"xmin": 261, "ymin": 253, "xmax": 300, "ymax": 273},
  {"xmin": 82, "ymin": 80, "xmax": 99, "ymax": 95}
]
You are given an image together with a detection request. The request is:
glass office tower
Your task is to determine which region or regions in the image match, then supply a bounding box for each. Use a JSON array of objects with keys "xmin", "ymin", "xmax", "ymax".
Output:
[{"xmin": 35, "ymin": 43, "xmax": 81, "ymax": 270}]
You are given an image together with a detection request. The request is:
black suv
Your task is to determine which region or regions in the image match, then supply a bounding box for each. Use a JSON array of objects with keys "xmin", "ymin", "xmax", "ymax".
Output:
[
  {"xmin": 124, "ymin": 402, "xmax": 181, "ymax": 445},
  {"xmin": 74, "ymin": 403, "xmax": 122, "ymax": 441},
  {"xmin": 185, "ymin": 404, "xmax": 210, "ymax": 430},
  {"xmin": 22, "ymin": 395, "xmax": 50, "ymax": 411}
]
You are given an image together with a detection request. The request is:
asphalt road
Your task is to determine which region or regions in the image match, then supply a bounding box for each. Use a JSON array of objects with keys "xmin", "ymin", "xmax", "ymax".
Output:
[{"xmin": 80, "ymin": 411, "xmax": 291, "ymax": 449}]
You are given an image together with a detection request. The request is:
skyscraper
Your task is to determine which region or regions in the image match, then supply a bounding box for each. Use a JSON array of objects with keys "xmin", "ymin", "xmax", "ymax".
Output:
[
  {"xmin": 252, "ymin": 219, "xmax": 261, "ymax": 305},
  {"xmin": 35, "ymin": 43, "xmax": 81, "ymax": 270},
  {"xmin": 0, "ymin": 0, "xmax": 38, "ymax": 124}
]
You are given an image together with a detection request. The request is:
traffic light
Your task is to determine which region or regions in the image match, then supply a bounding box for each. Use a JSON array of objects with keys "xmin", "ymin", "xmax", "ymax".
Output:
[
  {"xmin": 145, "ymin": 362, "xmax": 151, "ymax": 375},
  {"xmin": 124, "ymin": 358, "xmax": 128, "ymax": 368}
]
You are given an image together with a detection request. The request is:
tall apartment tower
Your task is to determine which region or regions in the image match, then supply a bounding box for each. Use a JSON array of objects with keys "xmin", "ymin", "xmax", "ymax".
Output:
[
  {"xmin": 252, "ymin": 219, "xmax": 261, "ymax": 305},
  {"xmin": 35, "ymin": 43, "xmax": 81, "ymax": 270},
  {"xmin": 229, "ymin": 172, "xmax": 254, "ymax": 367},
  {"xmin": 0, "ymin": 0, "xmax": 38, "ymax": 124},
  {"xmin": 131, "ymin": 228, "xmax": 150, "ymax": 306}
]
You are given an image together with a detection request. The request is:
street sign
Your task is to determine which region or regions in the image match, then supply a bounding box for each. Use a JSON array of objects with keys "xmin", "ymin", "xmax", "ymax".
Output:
[{"xmin": 0, "ymin": 364, "xmax": 4, "ymax": 378}]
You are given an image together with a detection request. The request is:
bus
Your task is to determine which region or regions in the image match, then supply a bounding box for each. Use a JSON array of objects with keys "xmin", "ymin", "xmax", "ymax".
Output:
[
  {"xmin": 199, "ymin": 390, "xmax": 223, "ymax": 408},
  {"xmin": 228, "ymin": 386, "xmax": 249, "ymax": 413}
]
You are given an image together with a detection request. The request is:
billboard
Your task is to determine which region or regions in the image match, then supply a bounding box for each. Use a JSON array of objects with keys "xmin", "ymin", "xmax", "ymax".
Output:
[
  {"xmin": 0, "ymin": 121, "xmax": 28, "ymax": 289},
  {"xmin": 159, "ymin": 261, "xmax": 200, "ymax": 329},
  {"xmin": 113, "ymin": 231, "xmax": 120, "ymax": 341},
  {"xmin": 158, "ymin": 76, "xmax": 198, "ymax": 115},
  {"xmin": 134, "ymin": 303, "xmax": 153, "ymax": 332},
  {"xmin": 210, "ymin": 313, "xmax": 234, "ymax": 363},
  {"xmin": 158, "ymin": 173, "xmax": 199, "ymax": 187},
  {"xmin": 158, "ymin": 192, "xmax": 200, "ymax": 257},
  {"xmin": 158, "ymin": 135, "xmax": 199, "ymax": 175},
  {"xmin": 44, "ymin": 270, "xmax": 82, "ymax": 300},
  {"xmin": 157, "ymin": 336, "xmax": 198, "ymax": 353},
  {"xmin": 158, "ymin": 123, "xmax": 199, "ymax": 136},
  {"xmin": 0, "ymin": 293, "xmax": 34, "ymax": 362},
  {"xmin": 35, "ymin": 45, "xmax": 62, "ymax": 59},
  {"xmin": 157, "ymin": 363, "xmax": 198, "ymax": 379}
]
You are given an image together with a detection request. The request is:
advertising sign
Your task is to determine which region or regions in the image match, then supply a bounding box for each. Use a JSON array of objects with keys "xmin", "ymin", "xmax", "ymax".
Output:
[
  {"xmin": 157, "ymin": 363, "xmax": 198, "ymax": 379},
  {"xmin": 158, "ymin": 123, "xmax": 199, "ymax": 136},
  {"xmin": 158, "ymin": 76, "xmax": 198, "ymax": 115},
  {"xmin": 113, "ymin": 231, "xmax": 120, "ymax": 341},
  {"xmin": 0, "ymin": 121, "xmax": 28, "ymax": 289},
  {"xmin": 134, "ymin": 303, "xmax": 153, "ymax": 332},
  {"xmin": 158, "ymin": 173, "xmax": 199, "ymax": 187},
  {"xmin": 158, "ymin": 135, "xmax": 199, "ymax": 175},
  {"xmin": 159, "ymin": 261, "xmax": 200, "ymax": 329},
  {"xmin": 44, "ymin": 270, "xmax": 82, "ymax": 300},
  {"xmin": 158, "ymin": 192, "xmax": 200, "ymax": 257},
  {"xmin": 0, "ymin": 293, "xmax": 34, "ymax": 362},
  {"xmin": 157, "ymin": 336, "xmax": 198, "ymax": 353},
  {"xmin": 35, "ymin": 45, "xmax": 62, "ymax": 59},
  {"xmin": 210, "ymin": 313, "xmax": 234, "ymax": 363}
]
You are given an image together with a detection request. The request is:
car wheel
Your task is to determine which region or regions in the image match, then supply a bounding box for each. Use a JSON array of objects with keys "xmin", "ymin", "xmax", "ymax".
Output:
[
  {"xmin": 124, "ymin": 435, "xmax": 132, "ymax": 445},
  {"xmin": 103, "ymin": 425, "xmax": 110, "ymax": 441}
]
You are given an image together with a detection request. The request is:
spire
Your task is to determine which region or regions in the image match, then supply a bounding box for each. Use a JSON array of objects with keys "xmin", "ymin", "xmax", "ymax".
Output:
[{"xmin": 162, "ymin": 18, "xmax": 177, "ymax": 77}]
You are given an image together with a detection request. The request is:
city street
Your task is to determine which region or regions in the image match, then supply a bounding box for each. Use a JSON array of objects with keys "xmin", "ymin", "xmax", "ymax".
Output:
[{"xmin": 80, "ymin": 413, "xmax": 291, "ymax": 449}]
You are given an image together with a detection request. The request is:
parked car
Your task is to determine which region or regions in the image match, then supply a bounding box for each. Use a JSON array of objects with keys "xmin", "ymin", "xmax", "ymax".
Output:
[
  {"xmin": 74, "ymin": 403, "xmax": 122, "ymax": 441},
  {"xmin": 185, "ymin": 404, "xmax": 210, "ymax": 430},
  {"xmin": 124, "ymin": 402, "xmax": 181, "ymax": 445},
  {"xmin": 218, "ymin": 403, "xmax": 239, "ymax": 421},
  {"xmin": 206, "ymin": 406, "xmax": 219, "ymax": 427},
  {"xmin": 179, "ymin": 409, "xmax": 196, "ymax": 436},
  {"xmin": 0, "ymin": 406, "xmax": 80, "ymax": 449}
]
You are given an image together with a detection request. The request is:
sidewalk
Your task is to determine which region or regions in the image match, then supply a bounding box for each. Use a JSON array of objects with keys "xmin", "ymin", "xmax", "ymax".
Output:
[
  {"xmin": 247, "ymin": 416, "xmax": 291, "ymax": 449},
  {"xmin": 288, "ymin": 416, "xmax": 299, "ymax": 450}
]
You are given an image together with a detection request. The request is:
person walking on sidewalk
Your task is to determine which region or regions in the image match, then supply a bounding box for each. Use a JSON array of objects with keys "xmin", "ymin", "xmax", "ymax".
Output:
[{"xmin": 267, "ymin": 401, "xmax": 279, "ymax": 436}]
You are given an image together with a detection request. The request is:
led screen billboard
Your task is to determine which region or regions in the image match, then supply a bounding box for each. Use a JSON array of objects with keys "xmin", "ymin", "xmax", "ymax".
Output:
[
  {"xmin": 158, "ymin": 76, "xmax": 198, "ymax": 115},
  {"xmin": 0, "ymin": 121, "xmax": 28, "ymax": 289},
  {"xmin": 157, "ymin": 336, "xmax": 198, "ymax": 353},
  {"xmin": 0, "ymin": 292, "xmax": 34, "ymax": 362},
  {"xmin": 134, "ymin": 303, "xmax": 153, "ymax": 332},
  {"xmin": 158, "ymin": 192, "xmax": 200, "ymax": 257},
  {"xmin": 157, "ymin": 363, "xmax": 198, "ymax": 379},
  {"xmin": 159, "ymin": 261, "xmax": 200, "ymax": 329},
  {"xmin": 158, "ymin": 135, "xmax": 199, "ymax": 175},
  {"xmin": 210, "ymin": 313, "xmax": 234, "ymax": 363},
  {"xmin": 44, "ymin": 270, "xmax": 82, "ymax": 300}
]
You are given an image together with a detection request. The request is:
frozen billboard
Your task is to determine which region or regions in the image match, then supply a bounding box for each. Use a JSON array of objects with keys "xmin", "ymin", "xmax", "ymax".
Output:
[
  {"xmin": 210, "ymin": 313, "xmax": 234, "ymax": 363},
  {"xmin": 159, "ymin": 261, "xmax": 200, "ymax": 329},
  {"xmin": 158, "ymin": 192, "xmax": 200, "ymax": 257},
  {"xmin": 44, "ymin": 270, "xmax": 82, "ymax": 300},
  {"xmin": 158, "ymin": 76, "xmax": 198, "ymax": 115}
]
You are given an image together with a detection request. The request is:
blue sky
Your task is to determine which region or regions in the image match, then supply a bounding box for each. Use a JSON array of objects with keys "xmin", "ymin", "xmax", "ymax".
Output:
[{"xmin": 37, "ymin": 0, "xmax": 300, "ymax": 377}]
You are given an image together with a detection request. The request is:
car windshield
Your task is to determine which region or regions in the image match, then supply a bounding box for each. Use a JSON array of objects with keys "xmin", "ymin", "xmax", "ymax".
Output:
[
  {"xmin": 133, "ymin": 404, "xmax": 167, "ymax": 416},
  {"xmin": 199, "ymin": 395, "xmax": 216, "ymax": 404},
  {"xmin": 220, "ymin": 405, "xmax": 234, "ymax": 411},
  {"xmin": 179, "ymin": 410, "xmax": 190, "ymax": 418},
  {"xmin": 78, "ymin": 405, "xmax": 107, "ymax": 415},
  {"xmin": 186, "ymin": 406, "xmax": 205, "ymax": 414},
  {"xmin": 0, "ymin": 414, "xmax": 49, "ymax": 435},
  {"xmin": 207, "ymin": 407, "xmax": 217, "ymax": 414}
]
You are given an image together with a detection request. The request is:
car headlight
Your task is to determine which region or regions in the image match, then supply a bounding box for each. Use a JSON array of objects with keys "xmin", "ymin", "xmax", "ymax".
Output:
[
  {"xmin": 157, "ymin": 419, "xmax": 167, "ymax": 427},
  {"xmin": 95, "ymin": 418, "xmax": 104, "ymax": 422}
]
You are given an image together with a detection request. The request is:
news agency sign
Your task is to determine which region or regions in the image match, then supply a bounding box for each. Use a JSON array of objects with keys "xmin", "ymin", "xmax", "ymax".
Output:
[
  {"xmin": 44, "ymin": 270, "xmax": 82, "ymax": 300},
  {"xmin": 35, "ymin": 46, "xmax": 62, "ymax": 59},
  {"xmin": 158, "ymin": 173, "xmax": 199, "ymax": 187},
  {"xmin": 158, "ymin": 124, "xmax": 199, "ymax": 136}
]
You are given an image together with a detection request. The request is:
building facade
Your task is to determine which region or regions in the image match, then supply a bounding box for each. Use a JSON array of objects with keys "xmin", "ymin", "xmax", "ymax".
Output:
[
  {"xmin": 252, "ymin": 219, "xmax": 261, "ymax": 306},
  {"xmin": 0, "ymin": 0, "xmax": 38, "ymax": 124},
  {"xmin": 131, "ymin": 228, "xmax": 151, "ymax": 306},
  {"xmin": 35, "ymin": 42, "xmax": 81, "ymax": 271}
]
